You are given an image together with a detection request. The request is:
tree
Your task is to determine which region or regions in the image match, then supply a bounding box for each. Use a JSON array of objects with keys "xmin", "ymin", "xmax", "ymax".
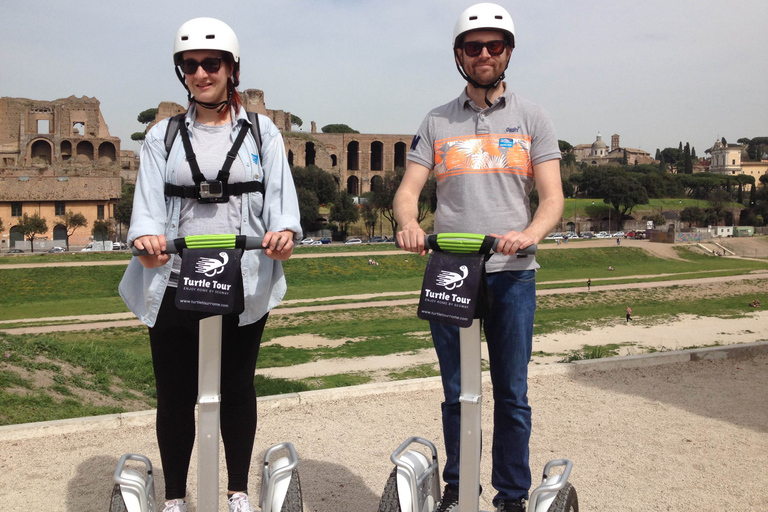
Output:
[
  {"xmin": 680, "ymin": 206, "xmax": 706, "ymax": 228},
  {"xmin": 369, "ymin": 168, "xmax": 404, "ymax": 234},
  {"xmin": 329, "ymin": 191, "xmax": 360, "ymax": 236},
  {"xmin": 647, "ymin": 213, "xmax": 668, "ymax": 230},
  {"xmin": 113, "ymin": 183, "xmax": 135, "ymax": 232},
  {"xmin": 321, "ymin": 124, "xmax": 359, "ymax": 134},
  {"xmin": 683, "ymin": 143, "xmax": 693, "ymax": 174},
  {"xmin": 131, "ymin": 132, "xmax": 146, "ymax": 143},
  {"xmin": 17, "ymin": 213, "xmax": 48, "ymax": 253},
  {"xmin": 290, "ymin": 115, "xmax": 303, "ymax": 129},
  {"xmin": 600, "ymin": 174, "xmax": 649, "ymax": 230},
  {"xmin": 296, "ymin": 188, "xmax": 320, "ymax": 235},
  {"xmin": 62, "ymin": 211, "xmax": 88, "ymax": 251},
  {"xmin": 360, "ymin": 192, "xmax": 379, "ymax": 239},
  {"xmin": 705, "ymin": 188, "xmax": 732, "ymax": 225},
  {"xmin": 368, "ymin": 167, "xmax": 436, "ymax": 235},
  {"xmin": 137, "ymin": 108, "xmax": 158, "ymax": 125},
  {"xmin": 558, "ymin": 139, "xmax": 577, "ymax": 169},
  {"xmin": 291, "ymin": 165, "xmax": 338, "ymax": 205},
  {"xmin": 92, "ymin": 220, "xmax": 112, "ymax": 241}
]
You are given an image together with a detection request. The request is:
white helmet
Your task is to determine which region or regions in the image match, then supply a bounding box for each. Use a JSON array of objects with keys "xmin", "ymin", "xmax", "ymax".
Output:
[
  {"xmin": 173, "ymin": 17, "xmax": 240, "ymax": 65},
  {"xmin": 173, "ymin": 18, "xmax": 240, "ymax": 111},
  {"xmin": 453, "ymin": 3, "xmax": 516, "ymax": 50}
]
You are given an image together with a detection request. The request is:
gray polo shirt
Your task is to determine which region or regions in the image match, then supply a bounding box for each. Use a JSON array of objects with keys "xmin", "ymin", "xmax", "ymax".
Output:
[{"xmin": 408, "ymin": 85, "xmax": 560, "ymax": 272}]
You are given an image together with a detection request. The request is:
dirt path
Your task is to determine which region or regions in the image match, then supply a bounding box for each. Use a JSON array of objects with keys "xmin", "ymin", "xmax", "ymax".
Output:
[{"xmin": 1, "ymin": 351, "xmax": 766, "ymax": 511}]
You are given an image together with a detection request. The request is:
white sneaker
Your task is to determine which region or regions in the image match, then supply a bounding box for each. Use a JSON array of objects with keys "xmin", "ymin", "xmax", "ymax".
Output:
[
  {"xmin": 228, "ymin": 492, "xmax": 254, "ymax": 512},
  {"xmin": 162, "ymin": 499, "xmax": 187, "ymax": 512}
]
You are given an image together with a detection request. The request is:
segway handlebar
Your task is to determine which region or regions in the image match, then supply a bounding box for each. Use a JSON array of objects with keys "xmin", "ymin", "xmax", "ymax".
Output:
[
  {"xmin": 131, "ymin": 234, "xmax": 265, "ymax": 256},
  {"xmin": 398, "ymin": 233, "xmax": 537, "ymax": 256}
]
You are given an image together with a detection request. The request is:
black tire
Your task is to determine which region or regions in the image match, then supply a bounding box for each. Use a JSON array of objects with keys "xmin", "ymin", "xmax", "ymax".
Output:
[
  {"xmin": 546, "ymin": 482, "xmax": 578, "ymax": 512},
  {"xmin": 108, "ymin": 484, "xmax": 128, "ymax": 512},
  {"xmin": 377, "ymin": 467, "xmax": 402, "ymax": 512},
  {"xmin": 280, "ymin": 468, "xmax": 304, "ymax": 512}
]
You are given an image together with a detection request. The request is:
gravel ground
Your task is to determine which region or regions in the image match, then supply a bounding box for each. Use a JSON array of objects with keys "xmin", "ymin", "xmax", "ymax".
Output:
[{"xmin": 1, "ymin": 350, "xmax": 766, "ymax": 512}]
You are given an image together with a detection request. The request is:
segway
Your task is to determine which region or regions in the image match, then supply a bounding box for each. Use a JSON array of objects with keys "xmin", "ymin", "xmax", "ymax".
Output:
[
  {"xmin": 379, "ymin": 233, "xmax": 577, "ymax": 512},
  {"xmin": 111, "ymin": 234, "xmax": 303, "ymax": 512}
]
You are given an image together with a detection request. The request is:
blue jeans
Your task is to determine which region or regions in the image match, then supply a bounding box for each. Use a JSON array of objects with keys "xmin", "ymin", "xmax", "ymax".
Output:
[{"xmin": 430, "ymin": 270, "xmax": 536, "ymax": 503}]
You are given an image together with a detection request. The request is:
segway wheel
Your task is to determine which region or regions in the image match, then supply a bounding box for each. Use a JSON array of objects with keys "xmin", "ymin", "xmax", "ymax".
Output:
[
  {"xmin": 279, "ymin": 468, "xmax": 304, "ymax": 512},
  {"xmin": 546, "ymin": 482, "xmax": 578, "ymax": 512},
  {"xmin": 108, "ymin": 484, "xmax": 128, "ymax": 512},
  {"xmin": 377, "ymin": 467, "xmax": 402, "ymax": 512}
]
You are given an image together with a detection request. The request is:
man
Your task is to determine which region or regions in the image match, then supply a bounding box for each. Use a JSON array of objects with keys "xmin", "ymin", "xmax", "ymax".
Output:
[{"xmin": 394, "ymin": 3, "xmax": 564, "ymax": 511}]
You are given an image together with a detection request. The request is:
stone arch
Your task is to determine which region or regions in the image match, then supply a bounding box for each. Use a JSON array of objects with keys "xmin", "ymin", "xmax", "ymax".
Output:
[
  {"xmin": 53, "ymin": 224, "xmax": 67, "ymax": 241},
  {"xmin": 30, "ymin": 139, "xmax": 53, "ymax": 165},
  {"xmin": 288, "ymin": 150, "xmax": 294, "ymax": 166},
  {"xmin": 371, "ymin": 175, "xmax": 384, "ymax": 192},
  {"xmin": 98, "ymin": 142, "xmax": 116, "ymax": 162},
  {"xmin": 77, "ymin": 141, "xmax": 94, "ymax": 161},
  {"xmin": 331, "ymin": 154, "xmax": 337, "ymax": 167},
  {"xmin": 395, "ymin": 142, "xmax": 407, "ymax": 169},
  {"xmin": 305, "ymin": 142, "xmax": 316, "ymax": 166},
  {"xmin": 370, "ymin": 141, "xmax": 383, "ymax": 171},
  {"xmin": 347, "ymin": 175, "xmax": 359, "ymax": 196},
  {"xmin": 61, "ymin": 140, "xmax": 72, "ymax": 161},
  {"xmin": 347, "ymin": 141, "xmax": 359, "ymax": 171}
]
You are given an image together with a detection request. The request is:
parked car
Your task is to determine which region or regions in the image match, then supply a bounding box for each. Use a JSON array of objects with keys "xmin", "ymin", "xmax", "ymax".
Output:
[
  {"xmin": 564, "ymin": 232, "xmax": 579, "ymax": 239},
  {"xmin": 319, "ymin": 237, "xmax": 331, "ymax": 244},
  {"xmin": 370, "ymin": 236, "xmax": 384, "ymax": 243},
  {"xmin": 309, "ymin": 240, "xmax": 323, "ymax": 245},
  {"xmin": 594, "ymin": 232, "xmax": 611, "ymax": 238},
  {"xmin": 46, "ymin": 247, "xmax": 66, "ymax": 253},
  {"xmin": 8, "ymin": 248, "xmax": 25, "ymax": 254},
  {"xmin": 580, "ymin": 232, "xmax": 594, "ymax": 239},
  {"xmin": 299, "ymin": 238, "xmax": 315, "ymax": 245},
  {"xmin": 632, "ymin": 231, "xmax": 647, "ymax": 239},
  {"xmin": 612, "ymin": 231, "xmax": 625, "ymax": 238},
  {"xmin": 545, "ymin": 233, "xmax": 564, "ymax": 240},
  {"xmin": 345, "ymin": 238, "xmax": 362, "ymax": 244},
  {"xmin": 113, "ymin": 242, "xmax": 128, "ymax": 251}
]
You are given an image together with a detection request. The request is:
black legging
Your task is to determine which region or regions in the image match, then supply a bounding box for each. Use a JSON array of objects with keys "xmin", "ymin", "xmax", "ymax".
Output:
[{"xmin": 148, "ymin": 290, "xmax": 267, "ymax": 500}]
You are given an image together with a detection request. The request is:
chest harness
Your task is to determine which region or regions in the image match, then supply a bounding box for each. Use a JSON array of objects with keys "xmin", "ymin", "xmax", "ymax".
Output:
[{"xmin": 163, "ymin": 112, "xmax": 265, "ymax": 204}]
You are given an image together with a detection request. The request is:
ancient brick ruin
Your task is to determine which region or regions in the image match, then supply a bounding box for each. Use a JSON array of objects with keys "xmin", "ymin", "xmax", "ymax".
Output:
[{"xmin": 0, "ymin": 96, "xmax": 127, "ymax": 250}]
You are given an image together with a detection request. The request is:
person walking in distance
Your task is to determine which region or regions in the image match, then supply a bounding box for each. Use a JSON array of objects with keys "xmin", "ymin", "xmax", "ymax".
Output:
[
  {"xmin": 587, "ymin": 278, "xmax": 591, "ymax": 291},
  {"xmin": 626, "ymin": 306, "xmax": 633, "ymax": 323},
  {"xmin": 394, "ymin": 4, "xmax": 564, "ymax": 511}
]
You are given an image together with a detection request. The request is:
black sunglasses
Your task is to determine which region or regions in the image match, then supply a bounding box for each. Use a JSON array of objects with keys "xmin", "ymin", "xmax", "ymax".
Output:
[
  {"xmin": 179, "ymin": 57, "xmax": 222, "ymax": 75},
  {"xmin": 462, "ymin": 40, "xmax": 507, "ymax": 57}
]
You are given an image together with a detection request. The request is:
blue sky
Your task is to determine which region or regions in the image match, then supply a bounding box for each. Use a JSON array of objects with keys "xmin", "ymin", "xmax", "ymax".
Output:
[{"xmin": 2, "ymin": 0, "xmax": 766, "ymax": 157}]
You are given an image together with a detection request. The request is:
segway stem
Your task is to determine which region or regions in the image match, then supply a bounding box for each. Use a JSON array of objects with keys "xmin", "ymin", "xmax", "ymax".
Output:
[
  {"xmin": 458, "ymin": 319, "xmax": 485, "ymax": 512},
  {"xmin": 197, "ymin": 315, "xmax": 223, "ymax": 512}
]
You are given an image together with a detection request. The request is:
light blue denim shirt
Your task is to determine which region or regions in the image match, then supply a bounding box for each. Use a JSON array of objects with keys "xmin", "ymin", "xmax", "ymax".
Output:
[{"xmin": 118, "ymin": 105, "xmax": 302, "ymax": 327}]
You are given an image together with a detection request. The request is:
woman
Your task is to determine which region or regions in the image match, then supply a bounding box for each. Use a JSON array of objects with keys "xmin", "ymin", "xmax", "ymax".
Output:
[{"xmin": 119, "ymin": 18, "xmax": 301, "ymax": 512}]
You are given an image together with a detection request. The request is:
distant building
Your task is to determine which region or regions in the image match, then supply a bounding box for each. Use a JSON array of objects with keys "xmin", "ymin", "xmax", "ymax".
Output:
[
  {"xmin": 572, "ymin": 133, "xmax": 653, "ymax": 166},
  {"xmin": 707, "ymin": 139, "xmax": 768, "ymax": 186},
  {"xmin": 709, "ymin": 139, "xmax": 742, "ymax": 175},
  {"xmin": 0, "ymin": 96, "xmax": 126, "ymax": 250}
]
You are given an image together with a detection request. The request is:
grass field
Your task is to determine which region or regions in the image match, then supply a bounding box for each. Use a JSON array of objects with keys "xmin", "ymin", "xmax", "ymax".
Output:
[{"xmin": 1, "ymin": 244, "xmax": 767, "ymax": 425}]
